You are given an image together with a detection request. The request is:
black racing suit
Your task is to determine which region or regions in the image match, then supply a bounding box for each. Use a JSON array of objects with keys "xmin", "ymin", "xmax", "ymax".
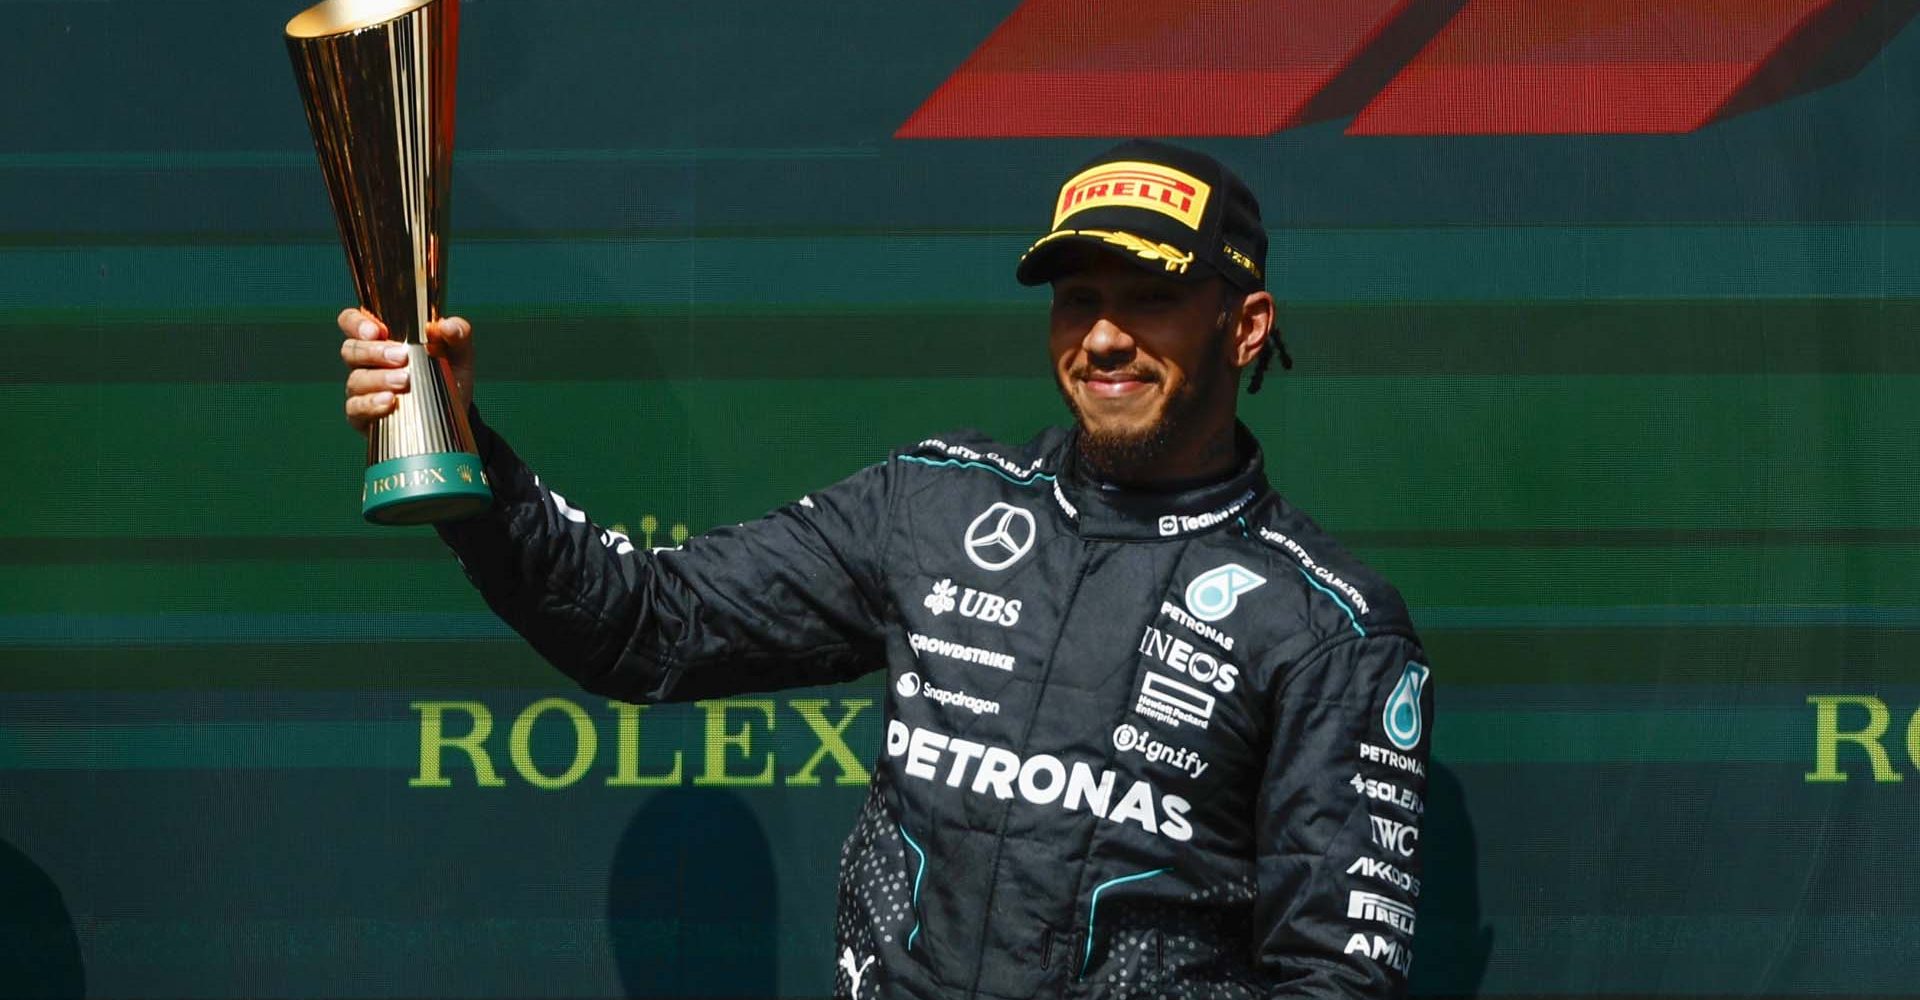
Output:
[{"xmin": 438, "ymin": 413, "xmax": 1434, "ymax": 1000}]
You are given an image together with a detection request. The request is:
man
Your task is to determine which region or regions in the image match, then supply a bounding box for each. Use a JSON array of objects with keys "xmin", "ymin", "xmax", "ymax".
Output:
[{"xmin": 337, "ymin": 141, "xmax": 1433, "ymax": 999}]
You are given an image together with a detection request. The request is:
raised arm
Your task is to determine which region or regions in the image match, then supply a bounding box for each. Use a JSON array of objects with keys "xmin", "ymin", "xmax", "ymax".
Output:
[{"xmin": 336, "ymin": 308, "xmax": 894, "ymax": 701}]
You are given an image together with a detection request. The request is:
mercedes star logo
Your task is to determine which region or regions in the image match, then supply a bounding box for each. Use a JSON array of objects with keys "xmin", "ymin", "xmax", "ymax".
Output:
[{"xmin": 963, "ymin": 502, "xmax": 1036, "ymax": 571}]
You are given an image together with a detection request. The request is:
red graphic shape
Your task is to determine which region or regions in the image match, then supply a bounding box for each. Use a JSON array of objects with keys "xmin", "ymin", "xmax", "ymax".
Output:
[
  {"xmin": 1348, "ymin": 0, "xmax": 1897, "ymax": 134},
  {"xmin": 896, "ymin": 0, "xmax": 1465, "ymax": 138}
]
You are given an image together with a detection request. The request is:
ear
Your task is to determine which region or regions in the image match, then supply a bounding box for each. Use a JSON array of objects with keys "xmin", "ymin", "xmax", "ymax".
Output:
[{"xmin": 1230, "ymin": 290, "xmax": 1276, "ymax": 369}]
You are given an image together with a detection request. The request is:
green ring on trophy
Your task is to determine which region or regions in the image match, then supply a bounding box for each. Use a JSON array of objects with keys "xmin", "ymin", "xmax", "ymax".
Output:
[
  {"xmin": 362, "ymin": 451, "xmax": 493, "ymax": 525},
  {"xmin": 286, "ymin": 0, "xmax": 493, "ymax": 524}
]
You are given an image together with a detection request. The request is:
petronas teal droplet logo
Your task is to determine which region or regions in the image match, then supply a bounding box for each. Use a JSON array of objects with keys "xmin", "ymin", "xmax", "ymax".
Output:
[{"xmin": 1383, "ymin": 662, "xmax": 1430, "ymax": 751}]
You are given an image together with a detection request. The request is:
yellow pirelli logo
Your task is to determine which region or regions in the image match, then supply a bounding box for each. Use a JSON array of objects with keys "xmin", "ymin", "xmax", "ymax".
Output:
[{"xmin": 1053, "ymin": 161, "xmax": 1211, "ymax": 231}]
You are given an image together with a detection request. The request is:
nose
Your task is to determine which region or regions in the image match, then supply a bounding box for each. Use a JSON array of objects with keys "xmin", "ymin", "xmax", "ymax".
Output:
[{"xmin": 1083, "ymin": 317, "xmax": 1134, "ymax": 362}]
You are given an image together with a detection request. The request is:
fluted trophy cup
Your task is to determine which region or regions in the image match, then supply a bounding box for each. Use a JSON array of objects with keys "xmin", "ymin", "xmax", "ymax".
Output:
[{"xmin": 286, "ymin": 0, "xmax": 491, "ymax": 524}]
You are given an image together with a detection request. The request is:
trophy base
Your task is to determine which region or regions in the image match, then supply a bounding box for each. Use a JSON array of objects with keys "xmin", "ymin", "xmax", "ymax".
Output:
[{"xmin": 362, "ymin": 451, "xmax": 493, "ymax": 525}]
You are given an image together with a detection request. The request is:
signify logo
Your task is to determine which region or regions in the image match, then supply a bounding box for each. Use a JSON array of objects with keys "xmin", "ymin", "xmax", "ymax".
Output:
[{"xmin": 1112, "ymin": 723, "xmax": 1209, "ymax": 779}]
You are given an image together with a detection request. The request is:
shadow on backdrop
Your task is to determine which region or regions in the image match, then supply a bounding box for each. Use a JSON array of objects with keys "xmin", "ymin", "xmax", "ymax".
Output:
[
  {"xmin": 1292, "ymin": 0, "xmax": 1472, "ymax": 126},
  {"xmin": 1720, "ymin": 0, "xmax": 1920, "ymax": 120},
  {"xmin": 1409, "ymin": 762, "xmax": 1492, "ymax": 999},
  {"xmin": 0, "ymin": 836, "xmax": 84, "ymax": 999},
  {"xmin": 608, "ymin": 788, "xmax": 778, "ymax": 999}
]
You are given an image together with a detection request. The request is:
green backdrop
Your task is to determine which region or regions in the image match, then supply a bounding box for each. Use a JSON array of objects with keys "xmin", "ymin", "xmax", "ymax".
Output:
[{"xmin": 3, "ymin": 1, "xmax": 1918, "ymax": 996}]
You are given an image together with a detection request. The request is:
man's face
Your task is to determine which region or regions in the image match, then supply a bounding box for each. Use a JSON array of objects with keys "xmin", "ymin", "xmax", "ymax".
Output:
[{"xmin": 1049, "ymin": 252, "xmax": 1240, "ymax": 479}]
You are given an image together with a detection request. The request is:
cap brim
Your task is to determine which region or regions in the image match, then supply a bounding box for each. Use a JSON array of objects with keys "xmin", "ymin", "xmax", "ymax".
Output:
[{"xmin": 1015, "ymin": 229, "xmax": 1214, "ymax": 286}]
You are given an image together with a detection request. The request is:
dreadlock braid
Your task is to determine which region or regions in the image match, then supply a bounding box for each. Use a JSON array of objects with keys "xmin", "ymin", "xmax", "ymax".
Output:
[
  {"xmin": 1246, "ymin": 334, "xmax": 1292, "ymax": 394},
  {"xmin": 1221, "ymin": 284, "xmax": 1291, "ymax": 395}
]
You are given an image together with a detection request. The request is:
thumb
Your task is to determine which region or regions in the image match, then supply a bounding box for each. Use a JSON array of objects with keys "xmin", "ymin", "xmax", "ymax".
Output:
[
  {"xmin": 426, "ymin": 315, "xmax": 476, "ymax": 409},
  {"xmin": 427, "ymin": 316, "xmax": 474, "ymax": 365}
]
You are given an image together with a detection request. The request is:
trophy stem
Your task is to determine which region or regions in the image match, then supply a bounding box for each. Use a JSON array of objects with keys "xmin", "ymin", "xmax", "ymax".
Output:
[
  {"xmin": 360, "ymin": 342, "xmax": 488, "ymax": 524},
  {"xmin": 369, "ymin": 343, "xmax": 466, "ymax": 460}
]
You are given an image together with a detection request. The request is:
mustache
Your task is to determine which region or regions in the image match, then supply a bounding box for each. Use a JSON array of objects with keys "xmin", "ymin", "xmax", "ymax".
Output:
[{"xmin": 1071, "ymin": 363, "xmax": 1159, "ymax": 383}]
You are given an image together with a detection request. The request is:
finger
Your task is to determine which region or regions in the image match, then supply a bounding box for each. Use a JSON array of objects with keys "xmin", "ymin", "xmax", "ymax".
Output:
[
  {"xmin": 345, "ymin": 390, "xmax": 398, "ymax": 429},
  {"xmin": 337, "ymin": 308, "xmax": 388, "ymax": 340},
  {"xmin": 345, "ymin": 366, "xmax": 410, "ymax": 397},
  {"xmin": 340, "ymin": 338, "xmax": 413, "ymax": 369},
  {"xmin": 426, "ymin": 315, "xmax": 473, "ymax": 358},
  {"xmin": 431, "ymin": 315, "xmax": 471, "ymax": 342}
]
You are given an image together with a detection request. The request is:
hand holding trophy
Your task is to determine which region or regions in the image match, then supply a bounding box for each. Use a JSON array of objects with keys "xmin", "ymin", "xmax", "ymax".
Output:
[{"xmin": 286, "ymin": 0, "xmax": 491, "ymax": 524}]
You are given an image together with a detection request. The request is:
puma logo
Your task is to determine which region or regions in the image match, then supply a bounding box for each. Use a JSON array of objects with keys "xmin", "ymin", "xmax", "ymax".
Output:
[{"xmin": 838, "ymin": 947, "xmax": 877, "ymax": 999}]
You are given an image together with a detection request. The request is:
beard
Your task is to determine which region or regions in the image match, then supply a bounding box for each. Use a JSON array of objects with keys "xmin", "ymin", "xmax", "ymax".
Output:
[
  {"xmin": 1067, "ymin": 388, "xmax": 1182, "ymax": 479},
  {"xmin": 1059, "ymin": 359, "xmax": 1218, "ymax": 484}
]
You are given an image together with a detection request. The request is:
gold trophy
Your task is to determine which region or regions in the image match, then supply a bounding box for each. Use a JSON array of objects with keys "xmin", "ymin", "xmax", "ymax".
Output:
[{"xmin": 286, "ymin": 0, "xmax": 491, "ymax": 524}]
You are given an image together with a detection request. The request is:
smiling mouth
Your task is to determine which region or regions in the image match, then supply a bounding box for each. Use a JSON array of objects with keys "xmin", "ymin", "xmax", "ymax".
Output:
[
  {"xmin": 1084, "ymin": 377, "xmax": 1150, "ymax": 398},
  {"xmin": 1081, "ymin": 370, "xmax": 1157, "ymax": 397}
]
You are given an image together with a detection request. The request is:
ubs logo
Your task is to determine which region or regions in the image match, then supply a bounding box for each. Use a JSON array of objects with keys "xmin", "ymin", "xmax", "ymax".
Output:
[
  {"xmin": 926, "ymin": 578, "xmax": 1022, "ymax": 627},
  {"xmin": 964, "ymin": 503, "xmax": 1036, "ymax": 571}
]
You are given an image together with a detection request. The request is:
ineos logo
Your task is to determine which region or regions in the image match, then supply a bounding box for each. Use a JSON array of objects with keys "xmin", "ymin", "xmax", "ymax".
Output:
[{"xmin": 963, "ymin": 503, "xmax": 1036, "ymax": 571}]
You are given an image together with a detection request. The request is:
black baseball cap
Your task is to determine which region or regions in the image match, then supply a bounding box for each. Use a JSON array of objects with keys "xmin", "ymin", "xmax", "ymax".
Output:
[{"xmin": 1015, "ymin": 140, "xmax": 1267, "ymax": 293}]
